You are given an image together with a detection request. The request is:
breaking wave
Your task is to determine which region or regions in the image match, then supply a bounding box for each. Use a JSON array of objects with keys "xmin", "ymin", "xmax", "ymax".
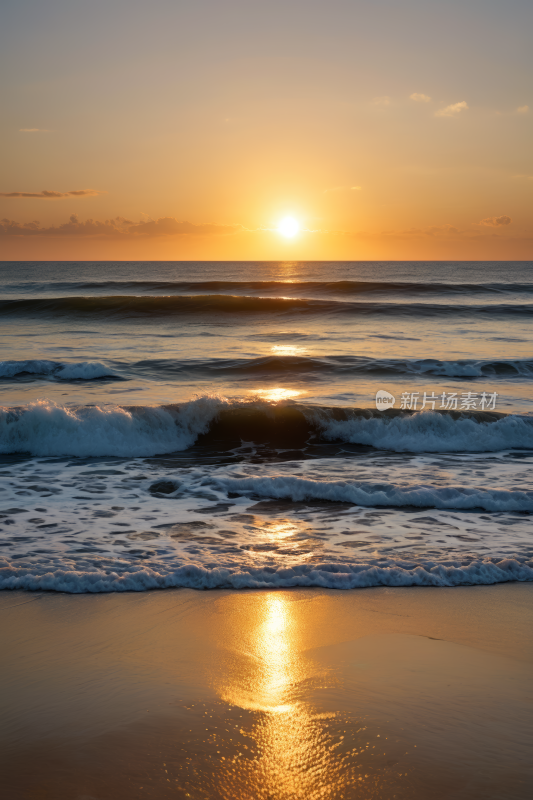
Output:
[
  {"xmin": 318, "ymin": 409, "xmax": 533, "ymax": 452},
  {"xmin": 0, "ymin": 397, "xmax": 226, "ymax": 457},
  {"xmin": 0, "ymin": 360, "xmax": 121, "ymax": 381},
  {"xmin": 1, "ymin": 399, "xmax": 532, "ymax": 456},
  {"xmin": 210, "ymin": 474, "xmax": 533, "ymax": 512}
]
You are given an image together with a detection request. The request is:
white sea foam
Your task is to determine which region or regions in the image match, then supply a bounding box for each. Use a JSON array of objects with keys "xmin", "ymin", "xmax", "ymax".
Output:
[
  {"xmin": 212, "ymin": 475, "xmax": 533, "ymax": 512},
  {"xmin": 0, "ymin": 396, "xmax": 225, "ymax": 457},
  {"xmin": 1, "ymin": 556, "xmax": 532, "ymax": 592},
  {"xmin": 318, "ymin": 410, "xmax": 533, "ymax": 453},
  {"xmin": 0, "ymin": 451, "xmax": 531, "ymax": 594},
  {"xmin": 0, "ymin": 359, "xmax": 119, "ymax": 380}
]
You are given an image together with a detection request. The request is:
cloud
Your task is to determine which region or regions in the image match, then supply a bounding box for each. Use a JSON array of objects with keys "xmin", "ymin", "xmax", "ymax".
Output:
[
  {"xmin": 353, "ymin": 222, "xmax": 518, "ymax": 240},
  {"xmin": 332, "ymin": 224, "xmax": 464, "ymax": 241},
  {"xmin": 371, "ymin": 96, "xmax": 391, "ymax": 106},
  {"xmin": 0, "ymin": 214, "xmax": 244, "ymax": 238},
  {"xmin": 323, "ymin": 185, "xmax": 362, "ymax": 194},
  {"xmin": 0, "ymin": 189, "xmax": 105, "ymax": 199},
  {"xmin": 67, "ymin": 190, "xmax": 104, "ymax": 197},
  {"xmin": 388, "ymin": 224, "xmax": 462, "ymax": 238},
  {"xmin": 410, "ymin": 93, "xmax": 431, "ymax": 103},
  {"xmin": 18, "ymin": 128, "xmax": 51, "ymax": 133},
  {"xmin": 435, "ymin": 101, "xmax": 468, "ymax": 117},
  {"xmin": 128, "ymin": 217, "xmax": 243, "ymax": 236},
  {"xmin": 478, "ymin": 215, "xmax": 512, "ymax": 227},
  {"xmin": 517, "ymin": 105, "xmax": 529, "ymax": 114}
]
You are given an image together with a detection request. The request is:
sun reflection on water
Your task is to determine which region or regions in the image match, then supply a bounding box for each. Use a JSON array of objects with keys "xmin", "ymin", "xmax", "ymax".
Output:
[
  {"xmin": 270, "ymin": 345, "xmax": 307, "ymax": 356},
  {"xmin": 251, "ymin": 387, "xmax": 302, "ymax": 402}
]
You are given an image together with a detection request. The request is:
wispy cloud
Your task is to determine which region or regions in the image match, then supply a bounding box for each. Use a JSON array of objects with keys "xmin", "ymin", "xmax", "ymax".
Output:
[
  {"xmin": 344, "ymin": 224, "xmax": 464, "ymax": 241},
  {"xmin": 0, "ymin": 189, "xmax": 105, "ymax": 199},
  {"xmin": 389, "ymin": 224, "xmax": 462, "ymax": 238},
  {"xmin": 410, "ymin": 93, "xmax": 431, "ymax": 103},
  {"xmin": 371, "ymin": 96, "xmax": 391, "ymax": 106},
  {"xmin": 18, "ymin": 128, "xmax": 51, "ymax": 133},
  {"xmin": 0, "ymin": 214, "xmax": 244, "ymax": 237},
  {"xmin": 128, "ymin": 218, "xmax": 244, "ymax": 236},
  {"xmin": 323, "ymin": 185, "xmax": 362, "ymax": 194},
  {"xmin": 517, "ymin": 105, "xmax": 529, "ymax": 114},
  {"xmin": 477, "ymin": 215, "xmax": 512, "ymax": 227},
  {"xmin": 435, "ymin": 101, "xmax": 468, "ymax": 117},
  {"xmin": 350, "ymin": 221, "xmax": 527, "ymax": 241}
]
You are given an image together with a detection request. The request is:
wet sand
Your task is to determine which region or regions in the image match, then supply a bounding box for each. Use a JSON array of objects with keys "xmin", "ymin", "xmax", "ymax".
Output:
[{"xmin": 0, "ymin": 584, "xmax": 532, "ymax": 799}]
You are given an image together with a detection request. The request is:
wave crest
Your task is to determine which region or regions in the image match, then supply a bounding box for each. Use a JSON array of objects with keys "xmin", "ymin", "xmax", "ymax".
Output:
[
  {"xmin": 0, "ymin": 400, "xmax": 532, "ymax": 456},
  {"xmin": 318, "ymin": 409, "xmax": 533, "ymax": 452},
  {"xmin": 0, "ymin": 360, "xmax": 120, "ymax": 380},
  {"xmin": 0, "ymin": 396, "xmax": 226, "ymax": 457},
  {"xmin": 130, "ymin": 355, "xmax": 533, "ymax": 379},
  {"xmin": 210, "ymin": 474, "xmax": 533, "ymax": 512},
  {"xmin": 1, "ymin": 295, "xmax": 532, "ymax": 320}
]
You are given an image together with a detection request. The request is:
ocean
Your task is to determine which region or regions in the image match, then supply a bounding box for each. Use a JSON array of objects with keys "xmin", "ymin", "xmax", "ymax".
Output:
[{"xmin": 0, "ymin": 260, "xmax": 532, "ymax": 592}]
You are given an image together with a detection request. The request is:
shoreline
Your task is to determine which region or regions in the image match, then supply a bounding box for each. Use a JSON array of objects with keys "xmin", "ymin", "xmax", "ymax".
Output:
[{"xmin": 2, "ymin": 558, "xmax": 533, "ymax": 592}]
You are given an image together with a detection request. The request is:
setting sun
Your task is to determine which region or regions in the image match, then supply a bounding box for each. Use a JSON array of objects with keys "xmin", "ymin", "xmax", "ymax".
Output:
[{"xmin": 277, "ymin": 217, "xmax": 300, "ymax": 238}]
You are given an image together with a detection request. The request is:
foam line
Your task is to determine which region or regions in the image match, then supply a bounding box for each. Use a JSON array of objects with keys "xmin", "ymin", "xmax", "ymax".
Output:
[
  {"xmin": 211, "ymin": 474, "xmax": 533, "ymax": 512},
  {"xmin": 1, "ymin": 557, "xmax": 532, "ymax": 592}
]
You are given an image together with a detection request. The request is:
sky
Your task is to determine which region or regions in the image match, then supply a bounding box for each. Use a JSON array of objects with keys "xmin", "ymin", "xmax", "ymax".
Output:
[{"xmin": 1, "ymin": 0, "xmax": 532, "ymax": 260}]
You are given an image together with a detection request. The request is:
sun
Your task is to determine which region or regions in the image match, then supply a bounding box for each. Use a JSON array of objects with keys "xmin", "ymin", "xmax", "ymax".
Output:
[{"xmin": 277, "ymin": 217, "xmax": 300, "ymax": 238}]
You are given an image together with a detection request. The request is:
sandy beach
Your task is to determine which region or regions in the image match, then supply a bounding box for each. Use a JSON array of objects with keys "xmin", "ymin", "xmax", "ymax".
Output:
[{"xmin": 1, "ymin": 583, "xmax": 532, "ymax": 799}]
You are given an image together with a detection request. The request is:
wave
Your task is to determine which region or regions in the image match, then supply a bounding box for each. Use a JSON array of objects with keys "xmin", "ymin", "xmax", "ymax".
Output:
[
  {"xmin": 130, "ymin": 355, "xmax": 533, "ymax": 379},
  {"xmin": 1, "ymin": 294, "xmax": 532, "ymax": 320},
  {"xmin": 210, "ymin": 474, "xmax": 533, "ymax": 512},
  {"xmin": 0, "ymin": 397, "xmax": 225, "ymax": 457},
  {"xmin": 1, "ymin": 556, "xmax": 532, "ymax": 592},
  {"xmin": 6, "ymin": 279, "xmax": 533, "ymax": 297},
  {"xmin": 1, "ymin": 399, "xmax": 532, "ymax": 456},
  {"xmin": 0, "ymin": 360, "xmax": 121, "ymax": 381},
  {"xmin": 318, "ymin": 409, "xmax": 533, "ymax": 452},
  {"xmin": 3, "ymin": 355, "xmax": 532, "ymax": 383},
  {"xmin": 390, "ymin": 358, "xmax": 533, "ymax": 378}
]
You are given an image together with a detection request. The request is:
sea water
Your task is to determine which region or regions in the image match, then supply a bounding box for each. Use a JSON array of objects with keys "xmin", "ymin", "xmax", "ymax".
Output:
[{"xmin": 0, "ymin": 260, "xmax": 532, "ymax": 591}]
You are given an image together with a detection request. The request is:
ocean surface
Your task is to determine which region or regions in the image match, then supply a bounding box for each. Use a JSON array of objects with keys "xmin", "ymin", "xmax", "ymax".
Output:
[{"xmin": 1, "ymin": 260, "xmax": 532, "ymax": 592}]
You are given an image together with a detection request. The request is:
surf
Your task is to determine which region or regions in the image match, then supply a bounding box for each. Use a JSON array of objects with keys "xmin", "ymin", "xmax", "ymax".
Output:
[{"xmin": 1, "ymin": 398, "xmax": 532, "ymax": 457}]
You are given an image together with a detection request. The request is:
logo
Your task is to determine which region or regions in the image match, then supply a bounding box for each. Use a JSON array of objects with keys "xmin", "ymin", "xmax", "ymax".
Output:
[
  {"xmin": 375, "ymin": 390, "xmax": 396, "ymax": 410},
  {"xmin": 374, "ymin": 389, "xmax": 499, "ymax": 411}
]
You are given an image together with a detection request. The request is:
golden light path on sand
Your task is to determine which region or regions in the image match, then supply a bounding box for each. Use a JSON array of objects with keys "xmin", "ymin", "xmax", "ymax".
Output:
[{"xmin": 212, "ymin": 594, "xmax": 366, "ymax": 800}]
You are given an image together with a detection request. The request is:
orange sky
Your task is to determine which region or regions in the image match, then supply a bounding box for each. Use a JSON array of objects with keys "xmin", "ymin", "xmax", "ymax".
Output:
[{"xmin": 1, "ymin": 0, "xmax": 532, "ymax": 260}]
